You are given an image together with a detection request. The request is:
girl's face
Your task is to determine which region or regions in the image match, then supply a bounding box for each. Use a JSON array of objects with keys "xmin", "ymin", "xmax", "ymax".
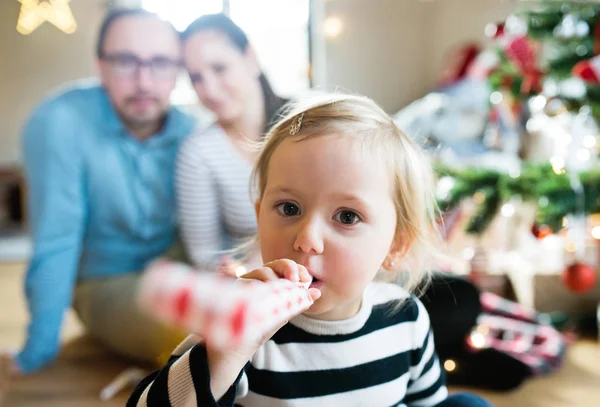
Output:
[
  {"xmin": 255, "ymin": 134, "xmax": 402, "ymax": 321},
  {"xmin": 184, "ymin": 30, "xmax": 261, "ymax": 124}
]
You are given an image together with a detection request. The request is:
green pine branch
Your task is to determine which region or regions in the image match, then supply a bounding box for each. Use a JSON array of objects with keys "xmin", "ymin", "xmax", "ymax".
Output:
[{"xmin": 435, "ymin": 163, "xmax": 600, "ymax": 235}]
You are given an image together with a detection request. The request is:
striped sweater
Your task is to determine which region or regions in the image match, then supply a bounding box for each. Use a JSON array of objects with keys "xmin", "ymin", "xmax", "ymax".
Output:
[
  {"xmin": 127, "ymin": 283, "xmax": 448, "ymax": 407},
  {"xmin": 176, "ymin": 125, "xmax": 258, "ymax": 271}
]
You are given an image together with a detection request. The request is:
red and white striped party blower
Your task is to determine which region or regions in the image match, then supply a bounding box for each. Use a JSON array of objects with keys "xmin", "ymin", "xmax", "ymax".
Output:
[{"xmin": 137, "ymin": 260, "xmax": 315, "ymax": 350}]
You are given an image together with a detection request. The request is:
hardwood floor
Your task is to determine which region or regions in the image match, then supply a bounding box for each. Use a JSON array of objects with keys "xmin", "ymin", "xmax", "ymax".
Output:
[
  {"xmin": 0, "ymin": 263, "xmax": 136, "ymax": 407},
  {"xmin": 1, "ymin": 262, "xmax": 600, "ymax": 407}
]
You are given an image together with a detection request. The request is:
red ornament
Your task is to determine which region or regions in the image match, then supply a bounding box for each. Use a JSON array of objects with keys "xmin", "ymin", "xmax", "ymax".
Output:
[
  {"xmin": 531, "ymin": 224, "xmax": 552, "ymax": 239},
  {"xmin": 572, "ymin": 54, "xmax": 600, "ymax": 84},
  {"xmin": 561, "ymin": 262, "xmax": 597, "ymax": 293}
]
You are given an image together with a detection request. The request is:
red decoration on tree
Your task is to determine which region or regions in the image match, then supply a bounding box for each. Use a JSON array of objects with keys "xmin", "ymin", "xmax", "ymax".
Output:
[
  {"xmin": 531, "ymin": 223, "xmax": 552, "ymax": 239},
  {"xmin": 561, "ymin": 262, "xmax": 597, "ymax": 293},
  {"xmin": 438, "ymin": 43, "xmax": 482, "ymax": 87},
  {"xmin": 572, "ymin": 54, "xmax": 600, "ymax": 83},
  {"xmin": 504, "ymin": 36, "xmax": 544, "ymax": 94}
]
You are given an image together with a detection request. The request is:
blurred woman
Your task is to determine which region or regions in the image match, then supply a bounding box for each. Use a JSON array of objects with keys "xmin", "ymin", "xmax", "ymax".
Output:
[{"xmin": 177, "ymin": 14, "xmax": 288, "ymax": 273}]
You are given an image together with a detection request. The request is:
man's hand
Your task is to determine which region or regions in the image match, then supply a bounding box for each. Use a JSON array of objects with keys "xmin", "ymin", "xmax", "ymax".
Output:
[{"xmin": 0, "ymin": 351, "xmax": 21, "ymax": 405}]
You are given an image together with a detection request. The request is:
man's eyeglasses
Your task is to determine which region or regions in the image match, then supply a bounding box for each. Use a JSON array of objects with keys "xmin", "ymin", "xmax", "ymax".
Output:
[{"xmin": 101, "ymin": 53, "xmax": 182, "ymax": 80}]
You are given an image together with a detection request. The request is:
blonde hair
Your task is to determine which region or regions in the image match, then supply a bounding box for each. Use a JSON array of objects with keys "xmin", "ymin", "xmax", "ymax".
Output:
[{"xmin": 251, "ymin": 92, "xmax": 442, "ymax": 296}]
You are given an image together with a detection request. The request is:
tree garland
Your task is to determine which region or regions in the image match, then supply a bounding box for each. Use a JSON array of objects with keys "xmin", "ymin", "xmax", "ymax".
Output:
[{"xmin": 435, "ymin": 163, "xmax": 600, "ymax": 234}]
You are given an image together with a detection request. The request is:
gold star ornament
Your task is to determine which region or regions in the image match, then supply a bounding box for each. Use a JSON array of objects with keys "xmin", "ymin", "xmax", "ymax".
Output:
[{"xmin": 17, "ymin": 0, "xmax": 77, "ymax": 35}]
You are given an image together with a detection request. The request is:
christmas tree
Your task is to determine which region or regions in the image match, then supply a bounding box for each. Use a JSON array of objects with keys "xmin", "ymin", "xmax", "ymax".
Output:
[
  {"xmin": 438, "ymin": 0, "xmax": 600, "ymax": 236},
  {"xmin": 488, "ymin": 0, "xmax": 600, "ymax": 119}
]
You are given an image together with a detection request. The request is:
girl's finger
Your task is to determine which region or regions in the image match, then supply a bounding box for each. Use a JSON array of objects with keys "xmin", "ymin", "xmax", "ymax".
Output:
[
  {"xmin": 297, "ymin": 264, "xmax": 312, "ymax": 283},
  {"xmin": 264, "ymin": 259, "xmax": 300, "ymax": 282},
  {"xmin": 308, "ymin": 288, "xmax": 321, "ymax": 302},
  {"xmin": 239, "ymin": 266, "xmax": 280, "ymax": 282}
]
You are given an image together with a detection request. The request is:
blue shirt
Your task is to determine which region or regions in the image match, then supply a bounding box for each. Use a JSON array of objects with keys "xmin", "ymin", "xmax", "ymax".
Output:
[{"xmin": 16, "ymin": 81, "xmax": 196, "ymax": 373}]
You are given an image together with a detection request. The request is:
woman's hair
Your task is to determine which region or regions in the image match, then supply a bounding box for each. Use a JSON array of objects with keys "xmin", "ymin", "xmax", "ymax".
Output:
[
  {"xmin": 181, "ymin": 13, "xmax": 288, "ymax": 134},
  {"xmin": 251, "ymin": 92, "xmax": 442, "ymax": 294}
]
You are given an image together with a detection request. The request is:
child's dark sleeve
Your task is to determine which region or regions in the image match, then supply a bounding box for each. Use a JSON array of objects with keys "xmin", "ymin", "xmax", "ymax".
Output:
[{"xmin": 126, "ymin": 334, "xmax": 244, "ymax": 407}]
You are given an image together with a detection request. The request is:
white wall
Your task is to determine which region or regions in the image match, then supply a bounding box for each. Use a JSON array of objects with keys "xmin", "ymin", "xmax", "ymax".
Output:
[
  {"xmin": 0, "ymin": 0, "xmax": 107, "ymax": 165},
  {"xmin": 315, "ymin": 0, "xmax": 515, "ymax": 114},
  {"xmin": 425, "ymin": 0, "xmax": 517, "ymax": 86},
  {"xmin": 315, "ymin": 0, "xmax": 432, "ymax": 113},
  {"xmin": 0, "ymin": 0, "xmax": 516, "ymax": 164}
]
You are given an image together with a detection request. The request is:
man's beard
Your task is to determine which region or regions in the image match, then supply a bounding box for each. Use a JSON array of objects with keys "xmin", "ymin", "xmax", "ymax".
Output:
[{"xmin": 119, "ymin": 96, "xmax": 167, "ymax": 131}]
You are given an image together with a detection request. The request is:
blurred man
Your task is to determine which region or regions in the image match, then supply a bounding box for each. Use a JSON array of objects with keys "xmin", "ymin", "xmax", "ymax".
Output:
[{"xmin": 11, "ymin": 8, "xmax": 195, "ymax": 374}]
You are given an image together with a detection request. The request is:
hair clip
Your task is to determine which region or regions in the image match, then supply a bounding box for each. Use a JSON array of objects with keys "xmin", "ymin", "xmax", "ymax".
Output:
[{"xmin": 289, "ymin": 113, "xmax": 304, "ymax": 135}]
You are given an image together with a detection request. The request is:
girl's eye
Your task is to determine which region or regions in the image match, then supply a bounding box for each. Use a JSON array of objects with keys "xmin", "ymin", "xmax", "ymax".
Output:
[
  {"xmin": 189, "ymin": 73, "xmax": 203, "ymax": 84},
  {"xmin": 213, "ymin": 64, "xmax": 227, "ymax": 74},
  {"xmin": 276, "ymin": 202, "xmax": 301, "ymax": 217},
  {"xmin": 334, "ymin": 210, "xmax": 361, "ymax": 225}
]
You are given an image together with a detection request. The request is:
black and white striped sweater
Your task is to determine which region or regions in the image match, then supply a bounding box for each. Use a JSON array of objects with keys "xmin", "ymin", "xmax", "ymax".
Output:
[{"xmin": 127, "ymin": 283, "xmax": 448, "ymax": 407}]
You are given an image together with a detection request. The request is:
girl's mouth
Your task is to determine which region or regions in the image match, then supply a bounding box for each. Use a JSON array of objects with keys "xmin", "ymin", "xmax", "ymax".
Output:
[{"xmin": 309, "ymin": 277, "xmax": 323, "ymax": 290}]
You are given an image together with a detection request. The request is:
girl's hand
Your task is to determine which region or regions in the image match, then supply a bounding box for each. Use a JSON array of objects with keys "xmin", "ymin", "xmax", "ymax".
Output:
[
  {"xmin": 237, "ymin": 259, "xmax": 321, "ymax": 340},
  {"xmin": 240, "ymin": 259, "xmax": 315, "ymax": 287},
  {"xmin": 231, "ymin": 258, "xmax": 322, "ymax": 354},
  {"xmin": 207, "ymin": 259, "xmax": 321, "ymax": 400}
]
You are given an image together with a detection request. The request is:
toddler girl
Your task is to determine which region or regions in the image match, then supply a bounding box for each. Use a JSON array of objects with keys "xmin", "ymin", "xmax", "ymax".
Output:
[{"xmin": 128, "ymin": 93, "xmax": 492, "ymax": 407}]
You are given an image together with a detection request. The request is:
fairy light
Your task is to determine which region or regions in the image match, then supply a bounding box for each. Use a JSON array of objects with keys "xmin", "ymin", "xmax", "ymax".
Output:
[
  {"xmin": 16, "ymin": 0, "xmax": 77, "ymax": 35},
  {"xmin": 501, "ymin": 203, "xmax": 515, "ymax": 217},
  {"xmin": 583, "ymin": 135, "xmax": 597, "ymax": 149},
  {"xmin": 566, "ymin": 240, "xmax": 577, "ymax": 253},
  {"xmin": 324, "ymin": 16, "xmax": 343, "ymax": 38},
  {"xmin": 473, "ymin": 192, "xmax": 486, "ymax": 205},
  {"xmin": 530, "ymin": 95, "xmax": 547, "ymax": 111},
  {"xmin": 550, "ymin": 156, "xmax": 565, "ymax": 174},
  {"xmin": 469, "ymin": 332, "xmax": 486, "ymax": 349},
  {"xmin": 592, "ymin": 226, "xmax": 600, "ymax": 240},
  {"xmin": 462, "ymin": 247, "xmax": 475, "ymax": 261},
  {"xmin": 577, "ymin": 148, "xmax": 591, "ymax": 161},
  {"xmin": 436, "ymin": 176, "xmax": 456, "ymax": 201},
  {"xmin": 526, "ymin": 118, "xmax": 541, "ymax": 133},
  {"xmin": 443, "ymin": 359, "xmax": 456, "ymax": 372},
  {"xmin": 489, "ymin": 91, "xmax": 503, "ymax": 105}
]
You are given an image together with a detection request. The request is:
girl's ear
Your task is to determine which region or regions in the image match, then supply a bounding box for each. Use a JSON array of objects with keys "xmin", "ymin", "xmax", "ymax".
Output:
[
  {"xmin": 382, "ymin": 233, "xmax": 410, "ymax": 271},
  {"xmin": 254, "ymin": 200, "xmax": 261, "ymax": 222}
]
